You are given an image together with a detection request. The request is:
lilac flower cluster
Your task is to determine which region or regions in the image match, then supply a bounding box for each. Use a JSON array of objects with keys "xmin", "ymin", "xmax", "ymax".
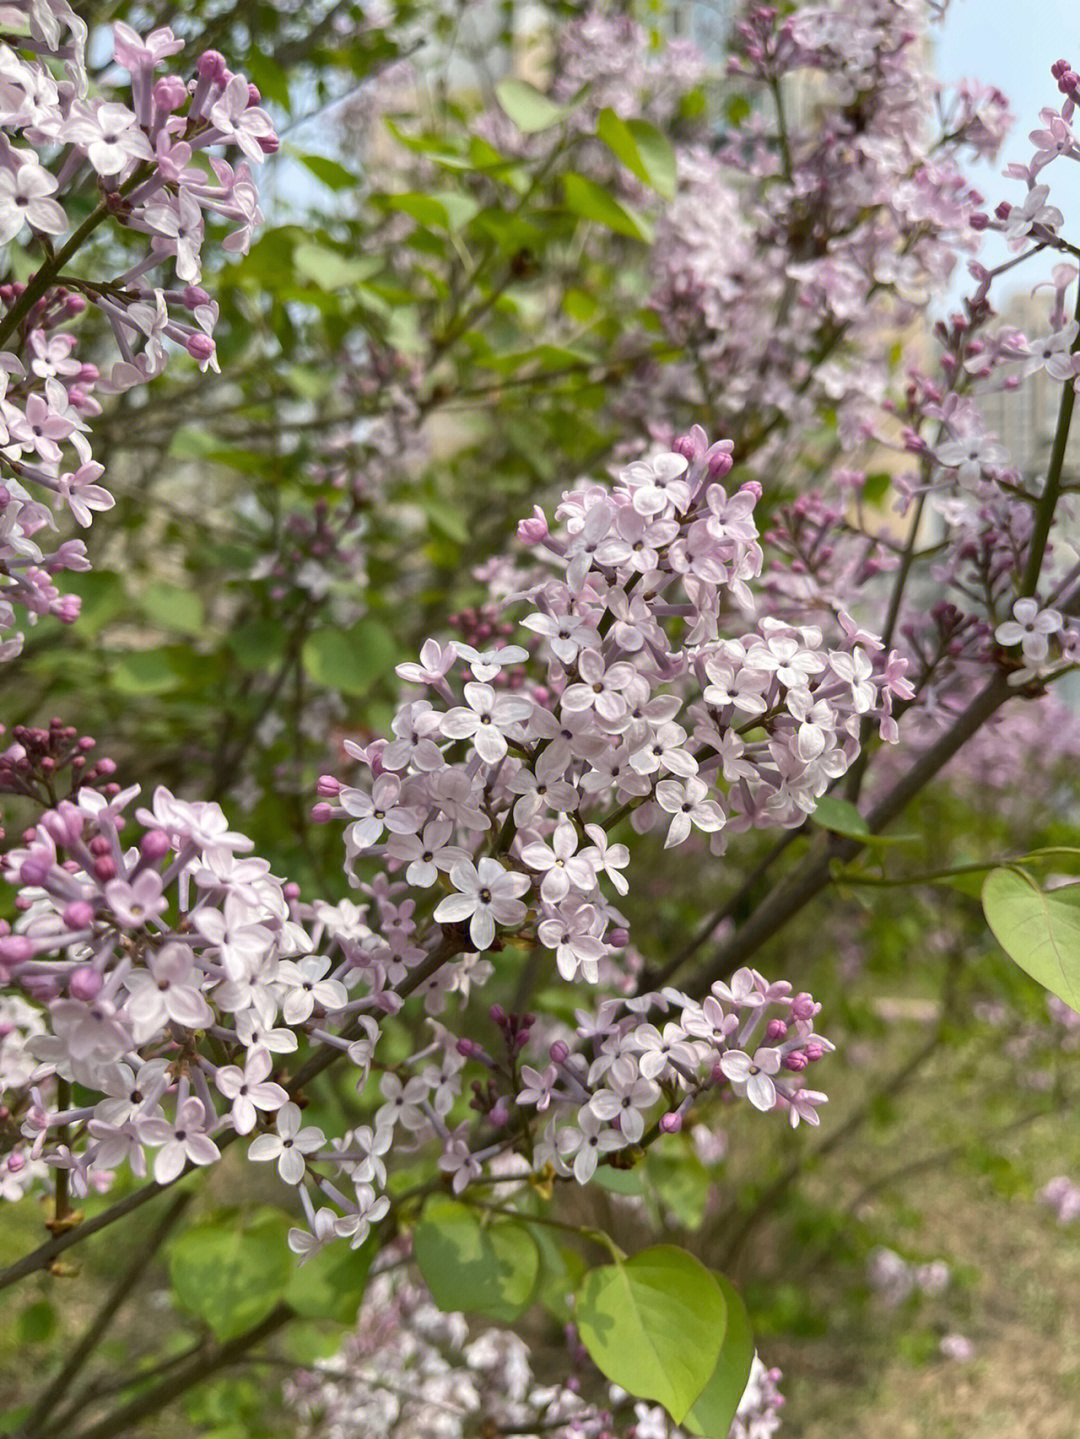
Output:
[
  {"xmin": 0, "ymin": 0, "xmax": 275, "ymax": 656},
  {"xmin": 285, "ymin": 1263, "xmax": 784, "ymax": 1439},
  {"xmin": 0, "ymin": 427, "xmax": 856, "ymax": 1252}
]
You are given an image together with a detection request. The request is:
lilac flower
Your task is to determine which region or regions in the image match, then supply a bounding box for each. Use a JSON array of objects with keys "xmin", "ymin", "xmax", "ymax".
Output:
[
  {"xmin": 719, "ymin": 1047, "xmax": 783, "ymax": 1111},
  {"xmin": 247, "ymin": 1101, "xmax": 324, "ymax": 1185},
  {"xmin": 433, "ymin": 858, "xmax": 530, "ymax": 951},
  {"xmin": 655, "ymin": 776, "xmax": 726, "ymax": 848},
  {"xmin": 520, "ymin": 820, "xmax": 596, "ymax": 904},
  {"xmin": 275, "ymin": 956, "xmax": 348, "ymax": 1025},
  {"xmin": 138, "ymin": 1097, "xmax": 220, "ymax": 1184},
  {"xmin": 124, "ymin": 942, "xmax": 212, "ymax": 1042},
  {"xmin": 439, "ymin": 682, "xmax": 533, "ymax": 765},
  {"xmin": 995, "ymin": 598, "xmax": 1063, "ymax": 663},
  {"xmin": 588, "ymin": 1056, "xmax": 659, "ymax": 1142},
  {"xmin": 215, "ymin": 1047, "xmax": 288, "ymax": 1135},
  {"xmin": 558, "ymin": 1109, "xmax": 625, "ymax": 1184},
  {"xmin": 339, "ymin": 773, "xmax": 424, "ymax": 851},
  {"xmin": 0, "ymin": 159, "xmax": 66, "ymax": 242},
  {"xmin": 537, "ymin": 900, "xmax": 606, "ymax": 982}
]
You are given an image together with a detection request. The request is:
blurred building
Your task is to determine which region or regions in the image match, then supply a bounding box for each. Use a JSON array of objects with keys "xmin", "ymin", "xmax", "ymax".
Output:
[{"xmin": 977, "ymin": 290, "xmax": 1070, "ymax": 479}]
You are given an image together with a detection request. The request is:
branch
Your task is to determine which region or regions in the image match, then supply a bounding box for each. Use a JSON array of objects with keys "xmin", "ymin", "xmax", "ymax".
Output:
[{"xmin": 19, "ymin": 1192, "xmax": 192, "ymax": 1439}]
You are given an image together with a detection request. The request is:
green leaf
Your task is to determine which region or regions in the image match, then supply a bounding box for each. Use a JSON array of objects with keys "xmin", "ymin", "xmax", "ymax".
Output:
[
  {"xmin": 228, "ymin": 618, "xmax": 283, "ymax": 673},
  {"xmin": 17, "ymin": 1300, "xmax": 57, "ymax": 1343},
  {"xmin": 286, "ymin": 1232, "xmax": 377, "ymax": 1325},
  {"xmin": 811, "ymin": 796, "xmax": 869, "ymax": 838},
  {"xmin": 683, "ymin": 1274, "xmax": 755, "ymax": 1438},
  {"xmin": 530, "ymin": 1225, "xmax": 588, "ymax": 1323},
  {"xmin": 495, "ymin": 79, "xmax": 574, "ymax": 133},
  {"xmin": 982, "ymin": 868, "xmax": 1080, "ymax": 1011},
  {"xmin": 563, "ymin": 173, "xmax": 654, "ymax": 243},
  {"xmin": 168, "ymin": 1210, "xmax": 292, "ymax": 1340},
  {"xmin": 301, "ymin": 619, "xmax": 397, "ymax": 696},
  {"xmin": 596, "ymin": 110, "xmax": 677, "ymax": 198},
  {"xmin": 168, "ymin": 425, "xmax": 219, "ymax": 460},
  {"xmin": 380, "ymin": 192, "xmax": 450, "ymax": 228},
  {"xmin": 413, "ymin": 1199, "xmax": 540, "ymax": 1321},
  {"xmin": 575, "ymin": 1246, "xmax": 726, "ymax": 1424},
  {"xmin": 140, "ymin": 581, "xmax": 204, "ymax": 637},
  {"xmin": 288, "ymin": 149, "xmax": 358, "ymax": 192},
  {"xmin": 110, "ymin": 648, "xmax": 182, "ymax": 695},
  {"xmin": 294, "ymin": 242, "xmax": 382, "ymax": 291},
  {"xmin": 645, "ymin": 1152, "xmax": 713, "ymax": 1230}
]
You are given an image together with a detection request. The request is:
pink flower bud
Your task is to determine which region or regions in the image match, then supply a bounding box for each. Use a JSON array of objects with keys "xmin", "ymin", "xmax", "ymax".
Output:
[
  {"xmin": 140, "ymin": 829, "xmax": 171, "ymax": 862},
  {"xmin": 0, "ymin": 935, "xmax": 34, "ymax": 965},
  {"xmin": 791, "ymin": 992, "xmax": 817, "ymax": 1021},
  {"xmin": 63, "ymin": 901, "xmax": 95, "ymax": 930},
  {"xmin": 197, "ymin": 50, "xmax": 227, "ymax": 81},
  {"xmin": 19, "ymin": 856, "xmax": 50, "ymax": 886},
  {"xmin": 182, "ymin": 286, "xmax": 212, "ymax": 309},
  {"xmin": 659, "ymin": 1111, "xmax": 683, "ymax": 1133},
  {"xmin": 94, "ymin": 857, "xmax": 118, "ymax": 883},
  {"xmin": 549, "ymin": 1040, "xmax": 570, "ymax": 1064},
  {"xmin": 69, "ymin": 965, "xmax": 103, "ymax": 1000},
  {"xmin": 517, "ymin": 506, "xmax": 548, "ymax": 544},
  {"xmin": 311, "ymin": 802, "xmax": 333, "ymax": 824},
  {"xmin": 185, "ymin": 333, "xmax": 215, "ymax": 363},
  {"xmin": 153, "ymin": 75, "xmax": 188, "ymax": 112},
  {"xmin": 783, "ymin": 1050, "xmax": 808, "ymax": 1071},
  {"xmin": 316, "ymin": 775, "xmax": 342, "ymax": 797}
]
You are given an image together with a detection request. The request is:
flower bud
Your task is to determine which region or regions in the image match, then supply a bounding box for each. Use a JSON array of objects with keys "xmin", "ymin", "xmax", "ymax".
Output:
[
  {"xmin": 69, "ymin": 965, "xmax": 103, "ymax": 1000},
  {"xmin": 63, "ymin": 901, "xmax": 95, "ymax": 930},
  {"xmin": 197, "ymin": 50, "xmax": 227, "ymax": 81}
]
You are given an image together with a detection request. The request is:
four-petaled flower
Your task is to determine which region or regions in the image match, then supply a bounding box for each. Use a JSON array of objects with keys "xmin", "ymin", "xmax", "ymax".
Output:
[{"xmin": 433, "ymin": 858, "xmax": 530, "ymax": 951}]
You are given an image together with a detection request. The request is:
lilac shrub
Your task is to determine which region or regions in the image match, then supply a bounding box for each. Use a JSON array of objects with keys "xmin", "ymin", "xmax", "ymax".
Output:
[{"xmin": 3, "ymin": 1, "xmax": 1080, "ymax": 1434}]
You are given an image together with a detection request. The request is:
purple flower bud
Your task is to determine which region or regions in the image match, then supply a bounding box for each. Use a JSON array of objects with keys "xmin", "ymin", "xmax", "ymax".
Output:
[
  {"xmin": 185, "ymin": 333, "xmax": 215, "ymax": 363},
  {"xmin": 804, "ymin": 1040, "xmax": 825, "ymax": 1062},
  {"xmin": 63, "ymin": 901, "xmax": 95, "ymax": 930},
  {"xmin": 94, "ymin": 857, "xmax": 118, "ymax": 883},
  {"xmin": 457, "ymin": 1037, "xmax": 480, "ymax": 1058},
  {"xmin": 19, "ymin": 856, "xmax": 50, "ymax": 886},
  {"xmin": 258, "ymin": 134, "xmax": 280, "ymax": 155},
  {"xmin": 69, "ymin": 965, "xmax": 102, "ymax": 1000},
  {"xmin": 182, "ymin": 285, "xmax": 212, "ymax": 309},
  {"xmin": 197, "ymin": 50, "xmax": 227, "ymax": 81},
  {"xmin": 153, "ymin": 75, "xmax": 188, "ymax": 112},
  {"xmin": 791, "ymin": 992, "xmax": 817, "ymax": 1021},
  {"xmin": 0, "ymin": 935, "xmax": 34, "ymax": 965},
  {"xmin": 247, "ymin": 83, "xmax": 261, "ymax": 106},
  {"xmin": 783, "ymin": 1050, "xmax": 808, "ymax": 1071},
  {"xmin": 549, "ymin": 1040, "xmax": 570, "ymax": 1064},
  {"xmin": 765, "ymin": 1018, "xmax": 788, "ymax": 1042},
  {"xmin": 517, "ymin": 506, "xmax": 548, "ymax": 544},
  {"xmin": 659, "ymin": 1111, "xmax": 683, "ymax": 1133},
  {"xmin": 316, "ymin": 775, "xmax": 342, "ymax": 797},
  {"xmin": 311, "ymin": 802, "xmax": 333, "ymax": 824},
  {"xmin": 140, "ymin": 829, "xmax": 171, "ymax": 863},
  {"xmin": 489, "ymin": 1101, "xmax": 509, "ymax": 1126}
]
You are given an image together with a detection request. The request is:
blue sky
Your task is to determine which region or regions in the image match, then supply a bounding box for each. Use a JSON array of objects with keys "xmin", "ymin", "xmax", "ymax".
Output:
[{"xmin": 936, "ymin": 0, "xmax": 1080, "ymax": 303}]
